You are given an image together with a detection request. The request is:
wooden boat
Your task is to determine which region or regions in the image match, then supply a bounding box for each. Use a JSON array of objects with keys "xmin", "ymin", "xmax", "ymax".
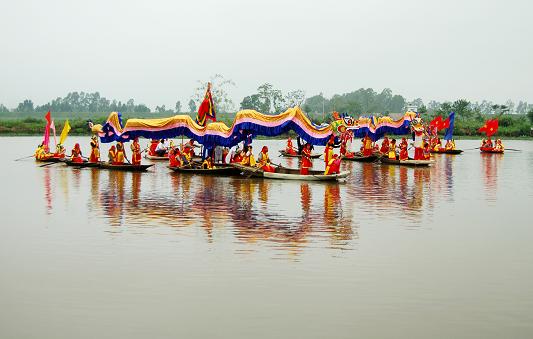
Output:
[
  {"xmin": 35, "ymin": 155, "xmax": 65, "ymax": 163},
  {"xmin": 380, "ymin": 157, "xmax": 434, "ymax": 167},
  {"xmin": 480, "ymin": 147, "xmax": 504, "ymax": 154},
  {"xmin": 430, "ymin": 149, "xmax": 463, "ymax": 154},
  {"xmin": 168, "ymin": 165, "xmax": 240, "ymax": 175},
  {"xmin": 232, "ymin": 163, "xmax": 349, "ymax": 181},
  {"xmin": 64, "ymin": 160, "xmax": 100, "ymax": 168},
  {"xmin": 144, "ymin": 153, "xmax": 168, "ymax": 160},
  {"xmin": 342, "ymin": 153, "xmax": 379, "ymax": 162},
  {"xmin": 278, "ymin": 150, "xmax": 322, "ymax": 158},
  {"xmin": 99, "ymin": 163, "xmax": 154, "ymax": 171}
]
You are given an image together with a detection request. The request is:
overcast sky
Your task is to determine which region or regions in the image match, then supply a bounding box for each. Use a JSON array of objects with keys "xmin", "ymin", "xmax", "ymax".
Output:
[{"xmin": 0, "ymin": 0, "xmax": 531, "ymax": 109}]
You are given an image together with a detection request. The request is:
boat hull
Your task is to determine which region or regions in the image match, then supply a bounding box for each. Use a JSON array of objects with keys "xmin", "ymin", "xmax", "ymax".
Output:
[
  {"xmin": 99, "ymin": 163, "xmax": 154, "ymax": 171},
  {"xmin": 342, "ymin": 154, "xmax": 378, "ymax": 162},
  {"xmin": 65, "ymin": 160, "xmax": 100, "ymax": 167},
  {"xmin": 431, "ymin": 149, "xmax": 463, "ymax": 154},
  {"xmin": 232, "ymin": 163, "xmax": 349, "ymax": 181},
  {"xmin": 480, "ymin": 147, "xmax": 504, "ymax": 154},
  {"xmin": 144, "ymin": 154, "xmax": 168, "ymax": 160},
  {"xmin": 168, "ymin": 166, "xmax": 240, "ymax": 175},
  {"xmin": 380, "ymin": 157, "xmax": 434, "ymax": 167}
]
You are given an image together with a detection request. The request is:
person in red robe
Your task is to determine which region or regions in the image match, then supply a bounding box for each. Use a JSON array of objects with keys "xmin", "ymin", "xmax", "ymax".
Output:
[
  {"xmin": 380, "ymin": 137, "xmax": 389, "ymax": 155},
  {"xmin": 70, "ymin": 143, "xmax": 83, "ymax": 163},
  {"xmin": 89, "ymin": 136, "xmax": 100, "ymax": 163},
  {"xmin": 148, "ymin": 139, "xmax": 159, "ymax": 156},
  {"xmin": 362, "ymin": 135, "xmax": 373, "ymax": 156},
  {"xmin": 399, "ymin": 143, "xmax": 409, "ymax": 161},
  {"xmin": 300, "ymin": 143, "xmax": 313, "ymax": 175},
  {"xmin": 257, "ymin": 146, "xmax": 276, "ymax": 172},
  {"xmin": 130, "ymin": 137, "xmax": 142, "ymax": 165},
  {"xmin": 423, "ymin": 141, "xmax": 431, "ymax": 160},
  {"xmin": 286, "ymin": 137, "xmax": 297, "ymax": 155},
  {"xmin": 324, "ymin": 154, "xmax": 341, "ymax": 175}
]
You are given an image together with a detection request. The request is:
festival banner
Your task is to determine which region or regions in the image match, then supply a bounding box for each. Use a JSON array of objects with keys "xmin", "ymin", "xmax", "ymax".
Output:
[{"xmin": 59, "ymin": 119, "xmax": 71, "ymax": 145}]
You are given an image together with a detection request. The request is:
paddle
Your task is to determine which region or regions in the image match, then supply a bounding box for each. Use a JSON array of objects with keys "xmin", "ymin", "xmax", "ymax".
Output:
[
  {"xmin": 39, "ymin": 161, "xmax": 61, "ymax": 167},
  {"xmin": 463, "ymin": 147, "xmax": 480, "ymax": 151},
  {"xmin": 504, "ymin": 148, "xmax": 521, "ymax": 152},
  {"xmin": 14, "ymin": 155, "xmax": 35, "ymax": 161}
]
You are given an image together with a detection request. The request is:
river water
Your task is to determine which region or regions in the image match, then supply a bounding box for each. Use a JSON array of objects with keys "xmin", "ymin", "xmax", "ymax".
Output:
[{"xmin": 1, "ymin": 136, "xmax": 532, "ymax": 339}]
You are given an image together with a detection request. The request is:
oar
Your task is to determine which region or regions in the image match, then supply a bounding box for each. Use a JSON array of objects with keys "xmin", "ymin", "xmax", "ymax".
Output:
[
  {"xmin": 14, "ymin": 155, "xmax": 35, "ymax": 161},
  {"xmin": 463, "ymin": 147, "xmax": 480, "ymax": 151},
  {"xmin": 39, "ymin": 161, "xmax": 61, "ymax": 167},
  {"xmin": 505, "ymin": 148, "xmax": 521, "ymax": 152}
]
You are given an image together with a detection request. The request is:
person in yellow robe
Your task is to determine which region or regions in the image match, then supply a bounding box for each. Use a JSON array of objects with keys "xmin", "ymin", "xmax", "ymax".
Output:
[
  {"xmin": 388, "ymin": 139, "xmax": 397, "ymax": 159},
  {"xmin": 115, "ymin": 142, "xmax": 126, "ymax": 164},
  {"xmin": 130, "ymin": 138, "xmax": 142, "ymax": 165},
  {"xmin": 241, "ymin": 145, "xmax": 256, "ymax": 166}
]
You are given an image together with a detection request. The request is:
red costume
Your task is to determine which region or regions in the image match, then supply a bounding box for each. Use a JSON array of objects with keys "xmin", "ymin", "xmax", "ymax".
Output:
[
  {"xmin": 380, "ymin": 137, "xmax": 389, "ymax": 155},
  {"xmin": 70, "ymin": 143, "xmax": 83, "ymax": 163},
  {"xmin": 362, "ymin": 135, "xmax": 373, "ymax": 156},
  {"xmin": 300, "ymin": 144, "xmax": 312, "ymax": 175},
  {"xmin": 148, "ymin": 139, "xmax": 159, "ymax": 156},
  {"xmin": 258, "ymin": 146, "xmax": 275, "ymax": 173},
  {"xmin": 399, "ymin": 145, "xmax": 409, "ymax": 161},
  {"xmin": 286, "ymin": 137, "xmax": 297, "ymax": 155},
  {"xmin": 168, "ymin": 149, "xmax": 181, "ymax": 167},
  {"xmin": 131, "ymin": 138, "xmax": 142, "ymax": 165},
  {"xmin": 324, "ymin": 154, "xmax": 341, "ymax": 175}
]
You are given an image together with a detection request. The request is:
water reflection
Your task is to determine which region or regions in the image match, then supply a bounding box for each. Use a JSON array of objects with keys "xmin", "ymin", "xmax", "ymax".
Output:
[
  {"xmin": 36, "ymin": 148, "xmax": 478, "ymax": 254},
  {"xmin": 481, "ymin": 153, "xmax": 502, "ymax": 203}
]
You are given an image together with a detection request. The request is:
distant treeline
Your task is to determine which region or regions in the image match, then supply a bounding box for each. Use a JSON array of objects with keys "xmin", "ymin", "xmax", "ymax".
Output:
[{"xmin": 1, "ymin": 86, "xmax": 533, "ymax": 137}]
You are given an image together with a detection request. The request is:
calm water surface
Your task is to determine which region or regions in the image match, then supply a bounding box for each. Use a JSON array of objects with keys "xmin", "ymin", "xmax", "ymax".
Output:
[{"xmin": 1, "ymin": 136, "xmax": 532, "ymax": 338}]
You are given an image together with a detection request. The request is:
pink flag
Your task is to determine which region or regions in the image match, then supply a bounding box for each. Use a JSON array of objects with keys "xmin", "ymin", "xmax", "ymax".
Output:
[{"xmin": 50, "ymin": 119, "xmax": 57, "ymax": 147}]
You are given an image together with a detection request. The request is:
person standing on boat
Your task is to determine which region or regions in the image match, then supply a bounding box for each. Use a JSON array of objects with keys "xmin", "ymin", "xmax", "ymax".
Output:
[
  {"xmin": 257, "ymin": 146, "xmax": 275, "ymax": 173},
  {"xmin": 380, "ymin": 137, "xmax": 390, "ymax": 155},
  {"xmin": 412, "ymin": 118, "xmax": 426, "ymax": 160},
  {"xmin": 400, "ymin": 138, "xmax": 408, "ymax": 150},
  {"xmin": 423, "ymin": 141, "xmax": 431, "ymax": 160},
  {"xmin": 115, "ymin": 142, "xmax": 126, "ymax": 164},
  {"xmin": 399, "ymin": 143, "xmax": 409, "ymax": 161},
  {"xmin": 222, "ymin": 147, "xmax": 229, "ymax": 164},
  {"xmin": 388, "ymin": 139, "xmax": 398, "ymax": 159},
  {"xmin": 300, "ymin": 143, "xmax": 313, "ymax": 175},
  {"xmin": 89, "ymin": 136, "xmax": 100, "ymax": 163},
  {"xmin": 324, "ymin": 138, "xmax": 335, "ymax": 166},
  {"xmin": 362, "ymin": 134, "xmax": 373, "ymax": 156},
  {"xmin": 70, "ymin": 143, "xmax": 83, "ymax": 163},
  {"xmin": 108, "ymin": 145, "xmax": 117, "ymax": 163},
  {"xmin": 155, "ymin": 139, "xmax": 167, "ymax": 157},
  {"xmin": 131, "ymin": 137, "xmax": 142, "ymax": 165}
]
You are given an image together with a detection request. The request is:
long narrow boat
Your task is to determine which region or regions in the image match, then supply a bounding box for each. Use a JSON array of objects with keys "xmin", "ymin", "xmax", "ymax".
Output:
[
  {"xmin": 430, "ymin": 149, "xmax": 463, "ymax": 154},
  {"xmin": 380, "ymin": 157, "xmax": 434, "ymax": 167},
  {"xmin": 232, "ymin": 163, "xmax": 349, "ymax": 181},
  {"xmin": 168, "ymin": 165, "xmax": 240, "ymax": 176},
  {"xmin": 342, "ymin": 153, "xmax": 379, "ymax": 162},
  {"xmin": 278, "ymin": 150, "xmax": 322, "ymax": 158},
  {"xmin": 99, "ymin": 163, "xmax": 154, "ymax": 171},
  {"xmin": 144, "ymin": 153, "xmax": 168, "ymax": 160},
  {"xmin": 480, "ymin": 147, "xmax": 504, "ymax": 154},
  {"xmin": 64, "ymin": 160, "xmax": 100, "ymax": 168},
  {"xmin": 35, "ymin": 156, "xmax": 65, "ymax": 163}
]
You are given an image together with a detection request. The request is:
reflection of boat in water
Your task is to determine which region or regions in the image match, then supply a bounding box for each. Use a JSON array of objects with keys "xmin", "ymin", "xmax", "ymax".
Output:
[
  {"xmin": 168, "ymin": 165, "xmax": 240, "ymax": 176},
  {"xmin": 380, "ymin": 157, "xmax": 434, "ymax": 167},
  {"xmin": 232, "ymin": 163, "xmax": 349, "ymax": 181},
  {"xmin": 431, "ymin": 149, "xmax": 463, "ymax": 154},
  {"xmin": 278, "ymin": 150, "xmax": 321, "ymax": 158}
]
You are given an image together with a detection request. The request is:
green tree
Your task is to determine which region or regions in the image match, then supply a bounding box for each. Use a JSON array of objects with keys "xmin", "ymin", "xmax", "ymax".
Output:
[
  {"xmin": 188, "ymin": 99, "xmax": 196, "ymax": 113},
  {"xmin": 175, "ymin": 100, "xmax": 182, "ymax": 113},
  {"xmin": 527, "ymin": 108, "xmax": 533, "ymax": 124},
  {"xmin": 240, "ymin": 94, "xmax": 262, "ymax": 111},
  {"xmin": 0, "ymin": 103, "xmax": 9, "ymax": 113},
  {"xmin": 15, "ymin": 99, "xmax": 34, "ymax": 113}
]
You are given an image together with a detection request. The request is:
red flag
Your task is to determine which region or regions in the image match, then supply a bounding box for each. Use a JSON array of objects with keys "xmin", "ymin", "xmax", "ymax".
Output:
[
  {"xmin": 429, "ymin": 116, "xmax": 442, "ymax": 129},
  {"xmin": 196, "ymin": 83, "xmax": 216, "ymax": 127},
  {"xmin": 479, "ymin": 119, "xmax": 499, "ymax": 137},
  {"xmin": 44, "ymin": 111, "xmax": 51, "ymax": 125},
  {"xmin": 43, "ymin": 111, "xmax": 51, "ymax": 147},
  {"xmin": 440, "ymin": 117, "xmax": 450, "ymax": 130}
]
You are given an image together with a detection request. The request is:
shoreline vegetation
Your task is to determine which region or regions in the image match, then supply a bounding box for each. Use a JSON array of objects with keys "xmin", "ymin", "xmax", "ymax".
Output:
[
  {"xmin": 0, "ymin": 112, "xmax": 531, "ymax": 139},
  {"xmin": 2, "ymin": 84, "xmax": 532, "ymax": 138}
]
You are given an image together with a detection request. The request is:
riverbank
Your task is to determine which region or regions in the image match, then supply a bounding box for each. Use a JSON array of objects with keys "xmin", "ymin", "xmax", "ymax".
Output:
[{"xmin": 1, "ymin": 114, "xmax": 531, "ymax": 138}]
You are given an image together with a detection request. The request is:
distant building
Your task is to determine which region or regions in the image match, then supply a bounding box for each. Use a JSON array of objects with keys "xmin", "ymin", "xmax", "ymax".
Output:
[{"xmin": 405, "ymin": 104, "xmax": 418, "ymax": 112}]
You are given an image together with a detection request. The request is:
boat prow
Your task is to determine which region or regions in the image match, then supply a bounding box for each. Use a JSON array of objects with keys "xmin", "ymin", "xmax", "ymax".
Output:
[{"xmin": 342, "ymin": 153, "xmax": 379, "ymax": 162}]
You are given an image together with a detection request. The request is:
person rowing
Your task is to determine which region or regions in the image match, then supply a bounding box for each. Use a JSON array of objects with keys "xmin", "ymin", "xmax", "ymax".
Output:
[
  {"xmin": 54, "ymin": 144, "xmax": 66, "ymax": 159},
  {"xmin": 285, "ymin": 137, "xmax": 298, "ymax": 155},
  {"xmin": 445, "ymin": 139, "xmax": 456, "ymax": 151},
  {"xmin": 380, "ymin": 137, "xmax": 390, "ymax": 155},
  {"xmin": 168, "ymin": 147, "xmax": 182, "ymax": 167},
  {"xmin": 108, "ymin": 145, "xmax": 117, "ymax": 163},
  {"xmin": 494, "ymin": 139, "xmax": 504, "ymax": 151},
  {"xmin": 201, "ymin": 157, "xmax": 216, "ymax": 169},
  {"xmin": 399, "ymin": 142, "xmax": 409, "ymax": 161},
  {"xmin": 324, "ymin": 154, "xmax": 341, "ymax": 175},
  {"xmin": 70, "ymin": 143, "xmax": 84, "ymax": 163},
  {"xmin": 240, "ymin": 145, "xmax": 256, "ymax": 166},
  {"xmin": 257, "ymin": 146, "xmax": 275, "ymax": 172}
]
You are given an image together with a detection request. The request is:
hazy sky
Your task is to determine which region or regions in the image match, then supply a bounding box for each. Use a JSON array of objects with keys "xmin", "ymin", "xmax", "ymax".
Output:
[{"xmin": 1, "ymin": 0, "xmax": 531, "ymax": 110}]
